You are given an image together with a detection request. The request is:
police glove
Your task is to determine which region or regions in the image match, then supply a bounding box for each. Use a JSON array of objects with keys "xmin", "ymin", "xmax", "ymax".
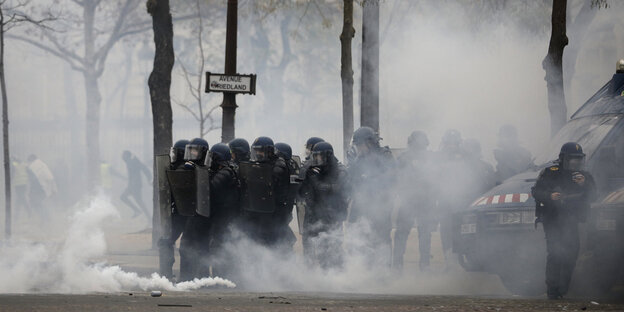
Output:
[{"xmin": 183, "ymin": 161, "xmax": 196, "ymax": 170}]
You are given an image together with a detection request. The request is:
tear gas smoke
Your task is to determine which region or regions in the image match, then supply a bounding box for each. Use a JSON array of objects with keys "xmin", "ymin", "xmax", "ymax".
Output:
[{"xmin": 0, "ymin": 196, "xmax": 235, "ymax": 293}]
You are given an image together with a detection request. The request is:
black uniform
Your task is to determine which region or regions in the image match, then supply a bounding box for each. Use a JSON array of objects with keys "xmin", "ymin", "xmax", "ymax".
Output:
[
  {"xmin": 207, "ymin": 164, "xmax": 240, "ymax": 279},
  {"xmin": 393, "ymin": 149, "xmax": 436, "ymax": 271},
  {"xmin": 532, "ymin": 164, "xmax": 596, "ymax": 298},
  {"xmin": 347, "ymin": 146, "xmax": 395, "ymax": 267},
  {"xmin": 299, "ymin": 158, "xmax": 348, "ymax": 269}
]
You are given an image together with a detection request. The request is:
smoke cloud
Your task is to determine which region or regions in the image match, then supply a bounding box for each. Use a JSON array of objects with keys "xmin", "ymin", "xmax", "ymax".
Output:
[{"xmin": 0, "ymin": 196, "xmax": 234, "ymax": 293}]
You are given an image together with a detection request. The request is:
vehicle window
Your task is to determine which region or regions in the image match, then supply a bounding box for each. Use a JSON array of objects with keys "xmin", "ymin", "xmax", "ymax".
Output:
[{"xmin": 533, "ymin": 115, "xmax": 620, "ymax": 166}]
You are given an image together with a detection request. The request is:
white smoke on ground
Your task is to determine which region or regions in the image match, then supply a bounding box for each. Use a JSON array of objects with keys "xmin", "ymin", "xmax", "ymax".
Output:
[{"xmin": 0, "ymin": 195, "xmax": 235, "ymax": 293}]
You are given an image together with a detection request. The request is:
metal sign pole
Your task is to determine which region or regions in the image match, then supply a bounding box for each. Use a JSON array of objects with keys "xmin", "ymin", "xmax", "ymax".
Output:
[{"xmin": 220, "ymin": 0, "xmax": 238, "ymax": 143}]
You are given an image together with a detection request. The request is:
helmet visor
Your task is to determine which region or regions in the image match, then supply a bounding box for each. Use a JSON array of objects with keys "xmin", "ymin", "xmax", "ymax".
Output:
[
  {"xmin": 565, "ymin": 156, "xmax": 585, "ymax": 171},
  {"xmin": 251, "ymin": 146, "xmax": 270, "ymax": 162},
  {"xmin": 204, "ymin": 152, "xmax": 213, "ymax": 167},
  {"xmin": 184, "ymin": 144, "xmax": 203, "ymax": 162},
  {"xmin": 311, "ymin": 151, "xmax": 326, "ymax": 167}
]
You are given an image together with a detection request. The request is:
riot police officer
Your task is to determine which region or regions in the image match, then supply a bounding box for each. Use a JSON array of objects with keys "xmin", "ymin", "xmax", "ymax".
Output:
[
  {"xmin": 229, "ymin": 138, "xmax": 251, "ymax": 166},
  {"xmin": 347, "ymin": 126, "xmax": 395, "ymax": 267},
  {"xmin": 158, "ymin": 139, "xmax": 189, "ymax": 278},
  {"xmin": 435, "ymin": 129, "xmax": 472, "ymax": 265},
  {"xmin": 393, "ymin": 131, "xmax": 435, "ymax": 271},
  {"xmin": 205, "ymin": 143, "xmax": 240, "ymax": 279},
  {"xmin": 494, "ymin": 125, "xmax": 533, "ymax": 183},
  {"xmin": 178, "ymin": 137, "xmax": 211, "ymax": 281},
  {"xmin": 531, "ymin": 142, "xmax": 596, "ymax": 299},
  {"xmin": 304, "ymin": 137, "xmax": 325, "ymax": 161},
  {"xmin": 462, "ymin": 138, "xmax": 496, "ymax": 197},
  {"xmin": 299, "ymin": 142, "xmax": 348, "ymax": 269},
  {"xmin": 237, "ymin": 137, "xmax": 294, "ymax": 251}
]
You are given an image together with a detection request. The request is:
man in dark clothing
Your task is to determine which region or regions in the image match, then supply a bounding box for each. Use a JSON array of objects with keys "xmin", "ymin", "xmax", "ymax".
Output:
[
  {"xmin": 178, "ymin": 138, "xmax": 210, "ymax": 281},
  {"xmin": 394, "ymin": 131, "xmax": 436, "ymax": 271},
  {"xmin": 158, "ymin": 139, "xmax": 190, "ymax": 279},
  {"xmin": 299, "ymin": 142, "xmax": 348, "ymax": 270},
  {"xmin": 205, "ymin": 143, "xmax": 240, "ymax": 280},
  {"xmin": 296, "ymin": 137, "xmax": 324, "ymax": 259},
  {"xmin": 531, "ymin": 142, "xmax": 596, "ymax": 299},
  {"xmin": 463, "ymin": 138, "xmax": 496, "ymax": 197},
  {"xmin": 238, "ymin": 137, "xmax": 294, "ymax": 252},
  {"xmin": 434, "ymin": 129, "xmax": 472, "ymax": 265},
  {"xmin": 494, "ymin": 125, "xmax": 533, "ymax": 183},
  {"xmin": 347, "ymin": 126, "xmax": 395, "ymax": 267},
  {"xmin": 120, "ymin": 150, "xmax": 151, "ymax": 220}
]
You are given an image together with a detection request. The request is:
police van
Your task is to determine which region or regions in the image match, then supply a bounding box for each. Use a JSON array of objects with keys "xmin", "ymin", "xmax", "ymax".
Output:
[{"xmin": 452, "ymin": 61, "xmax": 624, "ymax": 296}]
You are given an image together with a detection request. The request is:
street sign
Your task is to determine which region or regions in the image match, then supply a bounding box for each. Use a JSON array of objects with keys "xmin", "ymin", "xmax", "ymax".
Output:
[{"xmin": 205, "ymin": 72, "xmax": 256, "ymax": 95}]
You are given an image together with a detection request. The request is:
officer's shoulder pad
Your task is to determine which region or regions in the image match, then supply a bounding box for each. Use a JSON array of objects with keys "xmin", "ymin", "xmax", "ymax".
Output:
[{"xmin": 548, "ymin": 165, "xmax": 560, "ymax": 171}]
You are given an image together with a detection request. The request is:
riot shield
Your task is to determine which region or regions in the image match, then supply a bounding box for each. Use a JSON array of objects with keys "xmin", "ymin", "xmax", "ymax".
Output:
[
  {"xmin": 238, "ymin": 161, "xmax": 276, "ymax": 213},
  {"xmin": 195, "ymin": 166, "xmax": 211, "ymax": 218},
  {"xmin": 166, "ymin": 169, "xmax": 197, "ymax": 217},
  {"xmin": 156, "ymin": 154, "xmax": 172, "ymax": 238}
]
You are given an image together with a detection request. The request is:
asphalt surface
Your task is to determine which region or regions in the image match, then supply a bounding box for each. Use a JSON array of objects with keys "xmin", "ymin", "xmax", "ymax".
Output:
[{"xmin": 0, "ymin": 291, "xmax": 623, "ymax": 312}]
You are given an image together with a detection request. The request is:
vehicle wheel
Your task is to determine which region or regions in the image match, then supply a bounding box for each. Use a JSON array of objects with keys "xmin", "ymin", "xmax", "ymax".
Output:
[{"xmin": 498, "ymin": 270, "xmax": 545, "ymax": 297}]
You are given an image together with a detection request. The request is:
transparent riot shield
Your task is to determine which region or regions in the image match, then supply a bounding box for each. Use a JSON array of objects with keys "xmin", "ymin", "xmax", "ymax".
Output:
[
  {"xmin": 166, "ymin": 169, "xmax": 197, "ymax": 216},
  {"xmin": 195, "ymin": 166, "xmax": 211, "ymax": 218},
  {"xmin": 238, "ymin": 161, "xmax": 276, "ymax": 213},
  {"xmin": 156, "ymin": 154, "xmax": 172, "ymax": 237}
]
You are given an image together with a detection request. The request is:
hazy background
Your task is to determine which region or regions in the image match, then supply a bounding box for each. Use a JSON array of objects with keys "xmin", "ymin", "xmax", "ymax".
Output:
[{"xmin": 1, "ymin": 0, "xmax": 624, "ymax": 294}]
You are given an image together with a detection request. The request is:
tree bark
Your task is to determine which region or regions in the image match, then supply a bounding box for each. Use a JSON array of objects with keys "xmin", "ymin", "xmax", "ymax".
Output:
[
  {"xmin": 341, "ymin": 0, "xmax": 355, "ymax": 159},
  {"xmin": 147, "ymin": 0, "xmax": 174, "ymax": 247},
  {"xmin": 0, "ymin": 7, "xmax": 12, "ymax": 239},
  {"xmin": 360, "ymin": 0, "xmax": 380, "ymax": 133},
  {"xmin": 543, "ymin": 0, "xmax": 568, "ymax": 137}
]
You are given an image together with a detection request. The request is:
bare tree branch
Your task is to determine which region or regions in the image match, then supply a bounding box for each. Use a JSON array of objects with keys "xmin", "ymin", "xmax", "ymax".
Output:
[
  {"xmin": 173, "ymin": 98, "xmax": 201, "ymax": 122},
  {"xmin": 5, "ymin": 34, "xmax": 85, "ymax": 72},
  {"xmin": 94, "ymin": 0, "xmax": 137, "ymax": 76}
]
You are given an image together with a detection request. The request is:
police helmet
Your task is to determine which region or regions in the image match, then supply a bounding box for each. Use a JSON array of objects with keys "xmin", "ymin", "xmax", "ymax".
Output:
[
  {"xmin": 440, "ymin": 129, "xmax": 462, "ymax": 151},
  {"xmin": 184, "ymin": 138, "xmax": 209, "ymax": 163},
  {"xmin": 275, "ymin": 142, "xmax": 293, "ymax": 161},
  {"xmin": 305, "ymin": 137, "xmax": 325, "ymax": 157},
  {"xmin": 407, "ymin": 131, "xmax": 429, "ymax": 151},
  {"xmin": 251, "ymin": 136, "xmax": 275, "ymax": 162},
  {"xmin": 206, "ymin": 143, "xmax": 231, "ymax": 168},
  {"xmin": 311, "ymin": 141, "xmax": 334, "ymax": 167},
  {"xmin": 170, "ymin": 139, "xmax": 190, "ymax": 164},
  {"xmin": 559, "ymin": 142, "xmax": 585, "ymax": 170},
  {"xmin": 229, "ymin": 138, "xmax": 250, "ymax": 162},
  {"xmin": 352, "ymin": 127, "xmax": 379, "ymax": 146}
]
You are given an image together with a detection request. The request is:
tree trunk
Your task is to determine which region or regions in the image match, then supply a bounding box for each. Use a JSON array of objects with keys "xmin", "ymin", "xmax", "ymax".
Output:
[
  {"xmin": 0, "ymin": 8, "xmax": 12, "ymax": 239},
  {"xmin": 147, "ymin": 0, "xmax": 174, "ymax": 247},
  {"xmin": 360, "ymin": 0, "xmax": 380, "ymax": 133},
  {"xmin": 543, "ymin": 0, "xmax": 568, "ymax": 137},
  {"xmin": 83, "ymin": 1, "xmax": 101, "ymax": 191},
  {"xmin": 83, "ymin": 71, "xmax": 102, "ymax": 191},
  {"xmin": 341, "ymin": 0, "xmax": 355, "ymax": 159}
]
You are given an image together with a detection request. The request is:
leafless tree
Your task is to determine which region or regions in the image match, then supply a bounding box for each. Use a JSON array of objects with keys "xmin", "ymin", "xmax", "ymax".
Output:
[
  {"xmin": 0, "ymin": 0, "xmax": 53, "ymax": 238},
  {"xmin": 7, "ymin": 0, "xmax": 152, "ymax": 191},
  {"xmin": 173, "ymin": 0, "xmax": 220, "ymax": 139}
]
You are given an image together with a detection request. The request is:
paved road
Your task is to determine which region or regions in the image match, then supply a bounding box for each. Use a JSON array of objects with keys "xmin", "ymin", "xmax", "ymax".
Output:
[{"xmin": 0, "ymin": 292, "xmax": 623, "ymax": 312}]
